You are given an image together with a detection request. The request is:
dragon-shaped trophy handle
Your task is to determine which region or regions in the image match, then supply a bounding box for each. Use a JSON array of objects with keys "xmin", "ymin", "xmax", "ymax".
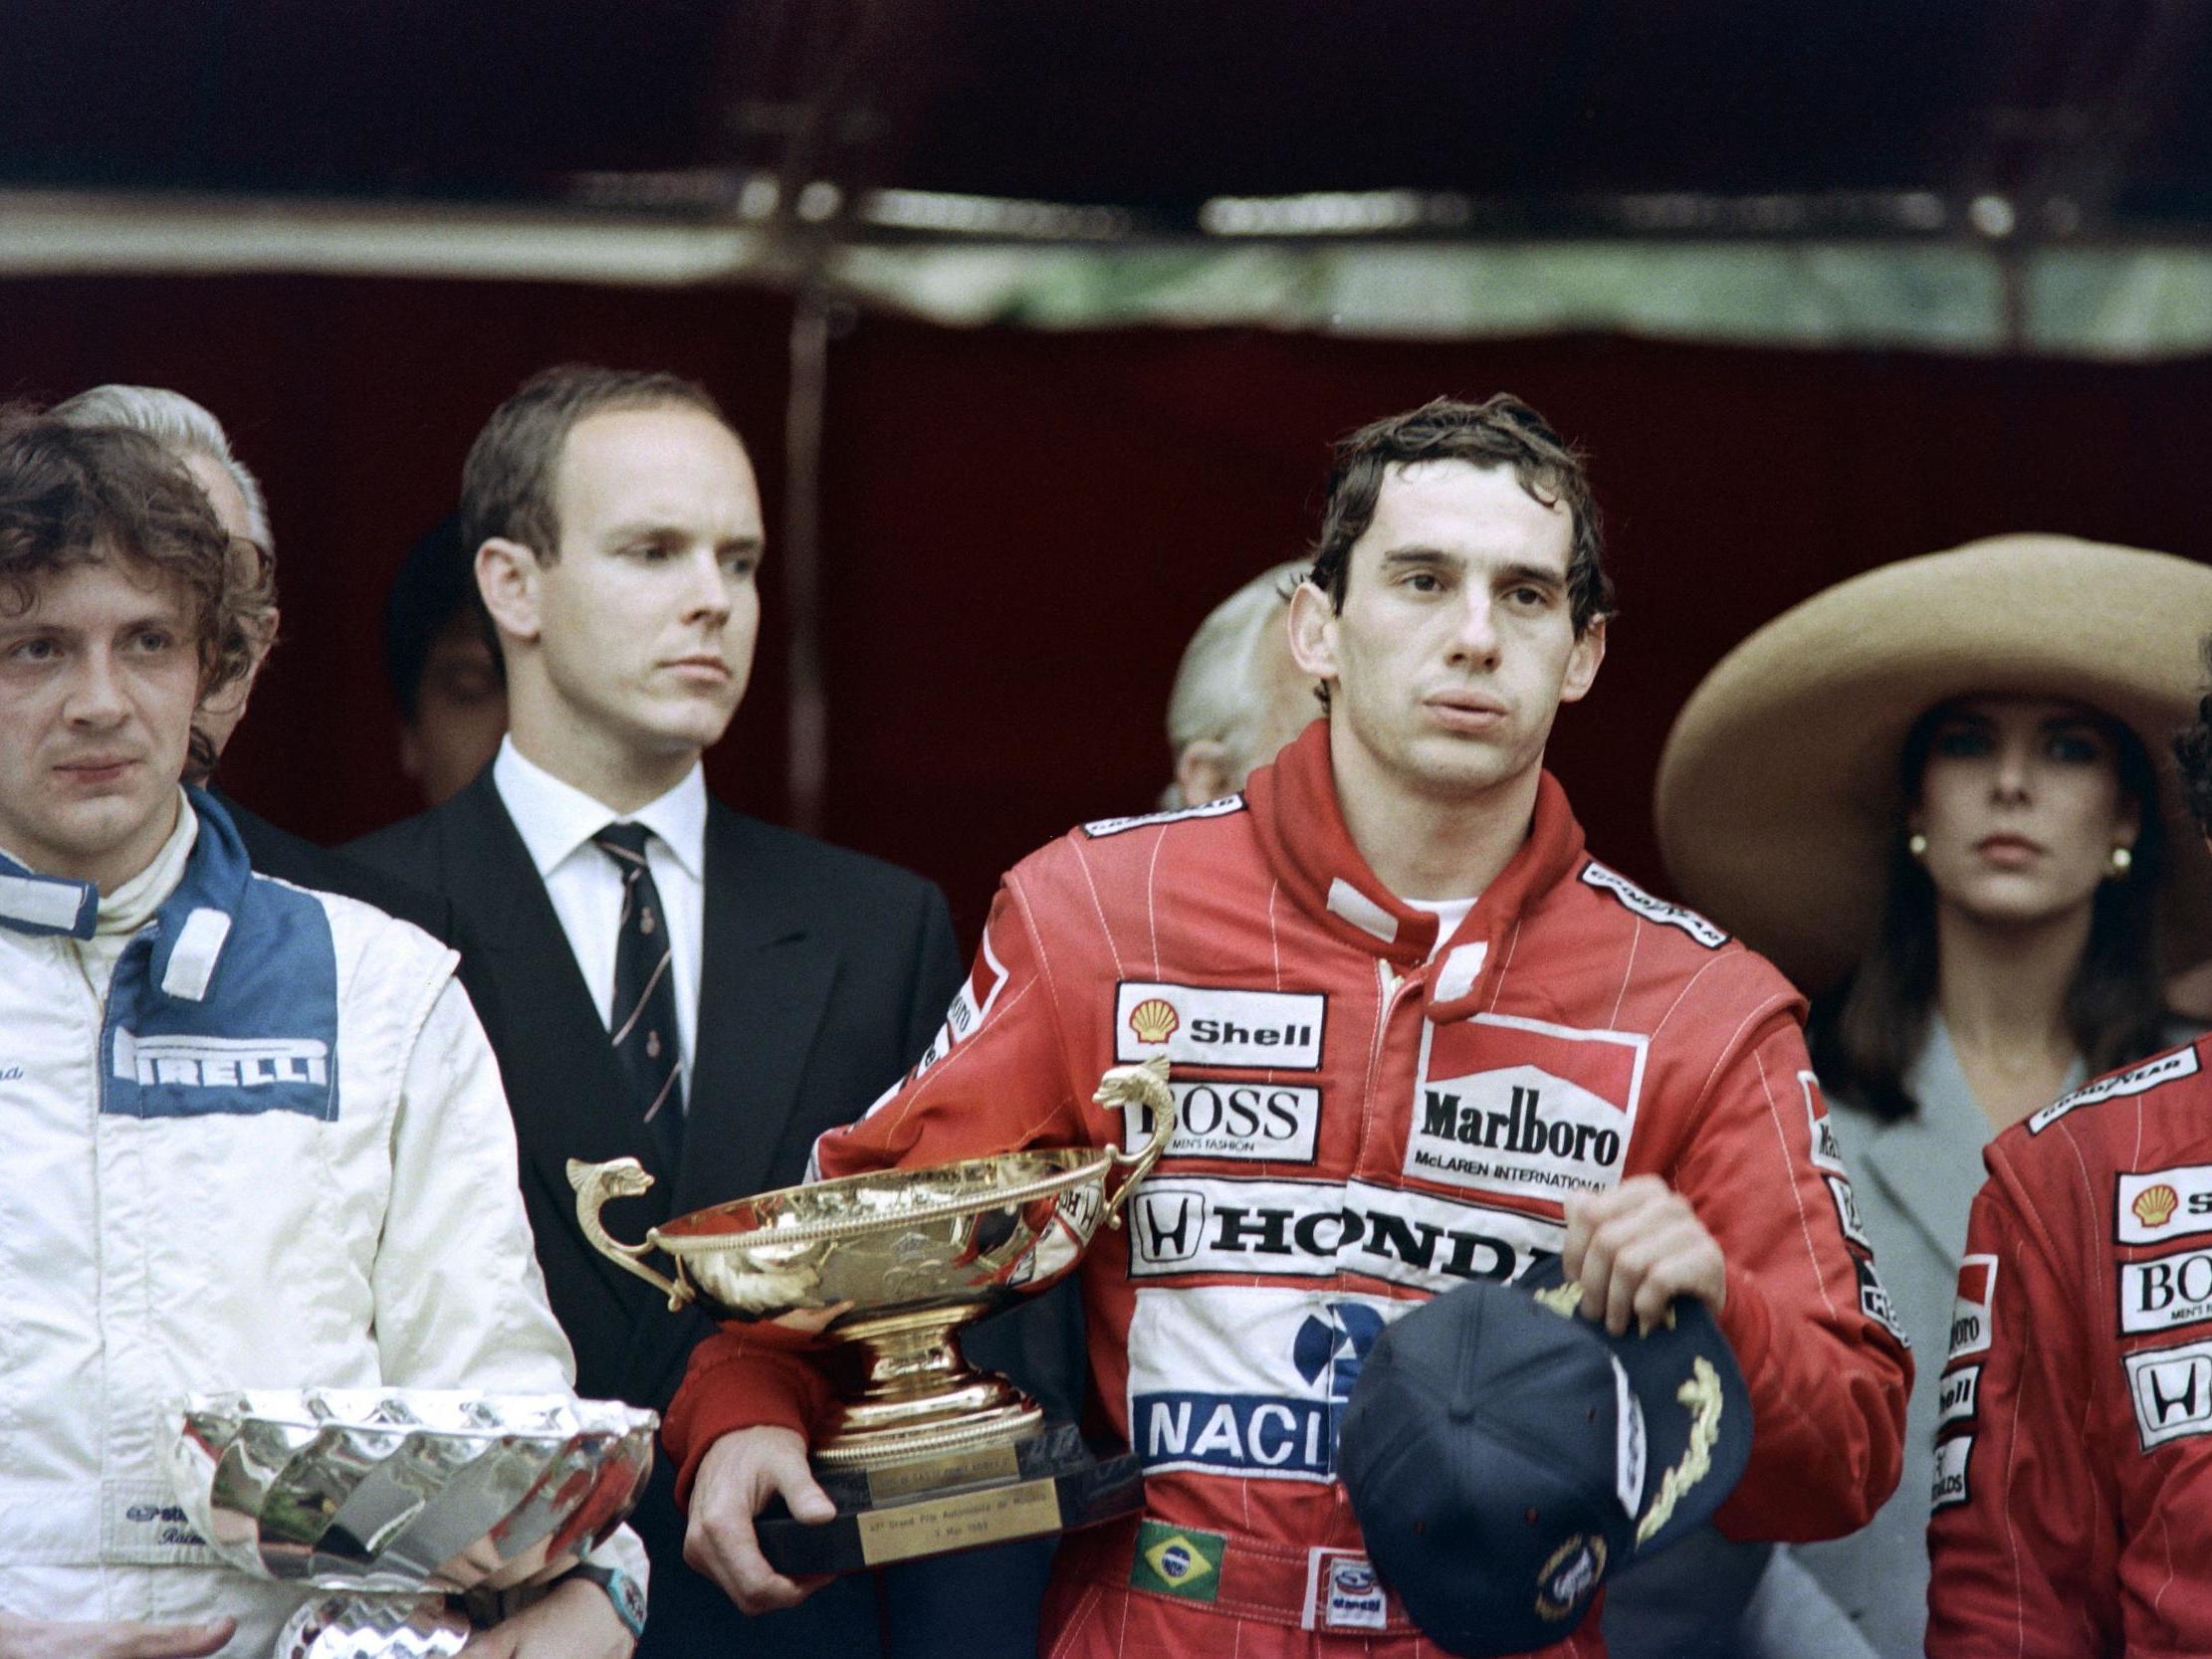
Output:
[
  {"xmin": 1093, "ymin": 1054, "xmax": 1176, "ymax": 1229},
  {"xmin": 566, "ymin": 1156, "xmax": 694, "ymax": 1312}
]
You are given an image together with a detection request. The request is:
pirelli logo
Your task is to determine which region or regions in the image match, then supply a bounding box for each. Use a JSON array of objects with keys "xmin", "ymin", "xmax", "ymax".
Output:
[{"xmin": 111, "ymin": 1031, "xmax": 330, "ymax": 1089}]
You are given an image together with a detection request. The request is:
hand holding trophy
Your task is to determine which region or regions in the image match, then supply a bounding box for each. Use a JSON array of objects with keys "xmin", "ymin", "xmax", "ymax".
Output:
[{"xmin": 567, "ymin": 1056, "xmax": 1176, "ymax": 1575}]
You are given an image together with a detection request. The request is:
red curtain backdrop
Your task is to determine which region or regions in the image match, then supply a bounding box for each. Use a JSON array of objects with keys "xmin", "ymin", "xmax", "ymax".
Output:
[{"xmin": 7, "ymin": 273, "xmax": 2211, "ymax": 945}]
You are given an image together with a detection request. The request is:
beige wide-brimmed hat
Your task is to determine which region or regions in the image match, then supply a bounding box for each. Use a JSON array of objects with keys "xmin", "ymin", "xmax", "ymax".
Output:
[{"xmin": 1657, "ymin": 534, "xmax": 2212, "ymax": 992}]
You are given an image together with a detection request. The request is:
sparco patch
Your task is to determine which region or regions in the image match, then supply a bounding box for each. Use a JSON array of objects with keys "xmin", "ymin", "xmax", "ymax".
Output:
[
  {"xmin": 2031, "ymin": 1046, "xmax": 2202, "ymax": 1135},
  {"xmin": 2126, "ymin": 1336, "xmax": 2212, "ymax": 1450},
  {"xmin": 1404, "ymin": 1011, "xmax": 1645, "ymax": 1204},
  {"xmin": 1121, "ymin": 1081, "xmax": 1322, "ymax": 1164},
  {"xmin": 1578, "ymin": 863, "xmax": 1727, "ymax": 949},
  {"xmin": 1127, "ymin": 1175, "xmax": 1563, "ymax": 1292},
  {"xmin": 1082, "ymin": 796, "xmax": 1246, "ymax": 839},
  {"xmin": 1115, "ymin": 981, "xmax": 1325, "ymax": 1071},
  {"xmin": 2119, "ymin": 1243, "xmax": 2212, "ymax": 1335},
  {"xmin": 2117, "ymin": 1164, "xmax": 2212, "ymax": 1247}
]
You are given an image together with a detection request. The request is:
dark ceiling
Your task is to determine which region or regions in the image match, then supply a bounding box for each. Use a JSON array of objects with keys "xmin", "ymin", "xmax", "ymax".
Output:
[{"xmin": 5, "ymin": 0, "xmax": 2211, "ymax": 242}]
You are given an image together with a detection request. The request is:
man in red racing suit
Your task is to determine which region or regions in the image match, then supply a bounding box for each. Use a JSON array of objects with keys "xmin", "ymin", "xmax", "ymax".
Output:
[
  {"xmin": 668, "ymin": 397, "xmax": 1909, "ymax": 1657},
  {"xmin": 1926, "ymin": 1036, "xmax": 2212, "ymax": 1656}
]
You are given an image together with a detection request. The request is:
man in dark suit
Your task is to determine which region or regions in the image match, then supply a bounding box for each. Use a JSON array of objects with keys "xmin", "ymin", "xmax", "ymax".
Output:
[{"xmin": 351, "ymin": 365, "xmax": 1051, "ymax": 1655}]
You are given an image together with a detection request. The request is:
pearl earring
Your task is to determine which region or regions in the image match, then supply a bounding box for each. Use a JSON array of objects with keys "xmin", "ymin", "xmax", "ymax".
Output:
[
  {"xmin": 2107, "ymin": 845, "xmax": 2134, "ymax": 878},
  {"xmin": 1907, "ymin": 832, "xmax": 1928, "ymax": 859}
]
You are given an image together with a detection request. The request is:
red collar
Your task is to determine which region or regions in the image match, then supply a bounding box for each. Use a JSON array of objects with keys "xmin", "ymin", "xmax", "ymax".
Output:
[{"xmin": 1244, "ymin": 721, "xmax": 1588, "ymax": 1013}]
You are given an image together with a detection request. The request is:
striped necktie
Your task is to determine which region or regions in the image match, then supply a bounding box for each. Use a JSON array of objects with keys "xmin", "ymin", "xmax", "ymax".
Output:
[{"xmin": 591, "ymin": 821, "xmax": 685, "ymax": 1174}]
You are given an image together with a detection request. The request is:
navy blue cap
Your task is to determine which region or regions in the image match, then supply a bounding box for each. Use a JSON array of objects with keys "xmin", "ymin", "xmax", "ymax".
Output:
[{"xmin": 1336, "ymin": 1257, "xmax": 1752, "ymax": 1657}]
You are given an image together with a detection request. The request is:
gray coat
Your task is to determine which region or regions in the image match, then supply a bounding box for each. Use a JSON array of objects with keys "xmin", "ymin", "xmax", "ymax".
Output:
[{"xmin": 1792, "ymin": 1024, "xmax": 2082, "ymax": 1659}]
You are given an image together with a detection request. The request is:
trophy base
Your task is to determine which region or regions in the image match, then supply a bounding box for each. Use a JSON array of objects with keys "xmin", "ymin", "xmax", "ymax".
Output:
[
  {"xmin": 276, "ymin": 1593, "xmax": 471, "ymax": 1659},
  {"xmin": 758, "ymin": 1421, "xmax": 1144, "ymax": 1576}
]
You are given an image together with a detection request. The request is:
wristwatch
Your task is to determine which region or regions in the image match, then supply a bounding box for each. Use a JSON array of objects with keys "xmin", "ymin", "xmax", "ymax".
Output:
[{"xmin": 558, "ymin": 1559, "xmax": 648, "ymax": 1642}]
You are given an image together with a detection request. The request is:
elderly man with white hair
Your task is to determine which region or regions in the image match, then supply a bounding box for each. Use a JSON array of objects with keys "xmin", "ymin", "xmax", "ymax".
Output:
[{"xmin": 1165, "ymin": 557, "xmax": 1317, "ymax": 807}]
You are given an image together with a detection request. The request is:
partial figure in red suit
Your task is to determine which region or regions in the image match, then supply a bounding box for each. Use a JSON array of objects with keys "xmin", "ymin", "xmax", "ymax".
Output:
[
  {"xmin": 670, "ymin": 396, "xmax": 1911, "ymax": 1658},
  {"xmin": 1926, "ymin": 647, "xmax": 2212, "ymax": 1658}
]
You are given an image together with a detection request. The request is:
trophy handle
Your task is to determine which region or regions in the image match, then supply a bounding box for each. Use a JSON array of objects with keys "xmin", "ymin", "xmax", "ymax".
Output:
[
  {"xmin": 565, "ymin": 1157, "xmax": 695, "ymax": 1312},
  {"xmin": 1092, "ymin": 1055, "xmax": 1177, "ymax": 1230}
]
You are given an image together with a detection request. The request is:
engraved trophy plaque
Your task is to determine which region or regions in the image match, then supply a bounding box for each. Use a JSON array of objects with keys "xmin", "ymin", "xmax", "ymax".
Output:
[
  {"xmin": 567, "ymin": 1057, "xmax": 1176, "ymax": 1575},
  {"xmin": 168, "ymin": 1388, "xmax": 657, "ymax": 1657}
]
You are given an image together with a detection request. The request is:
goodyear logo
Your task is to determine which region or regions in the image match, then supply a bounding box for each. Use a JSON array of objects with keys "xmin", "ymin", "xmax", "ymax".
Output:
[{"xmin": 1130, "ymin": 1519, "xmax": 1223, "ymax": 1601}]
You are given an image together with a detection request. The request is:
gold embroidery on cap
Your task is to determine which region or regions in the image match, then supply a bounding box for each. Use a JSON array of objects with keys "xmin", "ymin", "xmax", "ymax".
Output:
[
  {"xmin": 1533, "ymin": 1282, "xmax": 1584, "ymax": 1319},
  {"xmin": 1635, "ymin": 1356, "xmax": 1723, "ymax": 1546}
]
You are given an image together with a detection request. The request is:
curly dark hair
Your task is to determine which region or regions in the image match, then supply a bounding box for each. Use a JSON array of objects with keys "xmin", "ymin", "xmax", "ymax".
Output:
[
  {"xmin": 2176, "ymin": 638, "xmax": 2212, "ymax": 839},
  {"xmin": 0, "ymin": 407, "xmax": 269, "ymax": 778},
  {"xmin": 1307, "ymin": 393, "xmax": 1614, "ymax": 634}
]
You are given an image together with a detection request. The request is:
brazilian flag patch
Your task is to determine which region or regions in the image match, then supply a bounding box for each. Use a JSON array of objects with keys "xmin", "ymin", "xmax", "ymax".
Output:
[{"xmin": 1129, "ymin": 1519, "xmax": 1225, "ymax": 1602}]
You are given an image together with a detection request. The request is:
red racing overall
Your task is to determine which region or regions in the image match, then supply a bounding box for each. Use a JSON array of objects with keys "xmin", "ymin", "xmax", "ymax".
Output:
[{"xmin": 668, "ymin": 723, "xmax": 1909, "ymax": 1657}]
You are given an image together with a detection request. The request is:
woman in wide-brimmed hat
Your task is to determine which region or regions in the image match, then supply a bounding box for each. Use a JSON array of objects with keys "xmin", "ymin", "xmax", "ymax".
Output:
[{"xmin": 1656, "ymin": 532, "xmax": 2212, "ymax": 1659}]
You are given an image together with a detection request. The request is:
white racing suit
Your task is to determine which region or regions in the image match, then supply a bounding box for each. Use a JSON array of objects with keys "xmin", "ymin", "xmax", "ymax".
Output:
[{"xmin": 0, "ymin": 790, "xmax": 646, "ymax": 1650}]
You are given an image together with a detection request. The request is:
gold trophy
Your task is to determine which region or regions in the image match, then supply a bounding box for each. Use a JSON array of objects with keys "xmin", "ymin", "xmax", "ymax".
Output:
[{"xmin": 567, "ymin": 1057, "xmax": 1174, "ymax": 1574}]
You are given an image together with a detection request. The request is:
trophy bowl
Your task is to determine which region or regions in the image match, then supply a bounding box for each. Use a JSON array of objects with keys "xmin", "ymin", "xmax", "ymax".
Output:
[
  {"xmin": 168, "ymin": 1388, "xmax": 657, "ymax": 1658},
  {"xmin": 567, "ymin": 1056, "xmax": 1176, "ymax": 1573}
]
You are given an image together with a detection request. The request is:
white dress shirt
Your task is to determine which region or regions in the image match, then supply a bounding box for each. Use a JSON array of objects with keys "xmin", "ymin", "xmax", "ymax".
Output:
[{"xmin": 492, "ymin": 736, "xmax": 707, "ymax": 1100}]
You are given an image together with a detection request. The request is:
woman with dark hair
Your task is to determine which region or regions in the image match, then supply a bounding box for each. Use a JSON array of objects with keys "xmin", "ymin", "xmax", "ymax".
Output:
[{"xmin": 1655, "ymin": 534, "xmax": 2212, "ymax": 1659}]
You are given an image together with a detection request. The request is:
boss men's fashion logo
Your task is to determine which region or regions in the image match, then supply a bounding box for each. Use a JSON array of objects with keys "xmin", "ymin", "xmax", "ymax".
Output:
[
  {"xmin": 1930, "ymin": 1436, "xmax": 1972, "ymax": 1511},
  {"xmin": 1947, "ymin": 1256, "xmax": 1998, "ymax": 1360},
  {"xmin": 1405, "ymin": 1012, "xmax": 1646, "ymax": 1204},
  {"xmin": 1578, "ymin": 864, "xmax": 1727, "ymax": 949},
  {"xmin": 2030, "ymin": 1046, "xmax": 2201, "ymax": 1135},
  {"xmin": 1114, "ymin": 982, "xmax": 1326, "ymax": 1071},
  {"xmin": 2117, "ymin": 1164, "xmax": 2212, "ymax": 1246},
  {"xmin": 1126, "ymin": 1286, "xmax": 1410, "ymax": 1482},
  {"xmin": 2119, "ymin": 1244, "xmax": 2212, "ymax": 1335},
  {"xmin": 2125, "ymin": 1337, "xmax": 2212, "ymax": 1450},
  {"xmin": 1121, "ymin": 1081, "xmax": 1323, "ymax": 1163},
  {"xmin": 1127, "ymin": 1176, "xmax": 1564, "ymax": 1292}
]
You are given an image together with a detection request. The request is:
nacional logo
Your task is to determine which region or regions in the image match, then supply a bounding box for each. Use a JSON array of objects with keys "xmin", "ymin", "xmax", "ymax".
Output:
[
  {"xmin": 2119, "ymin": 1243, "xmax": 2212, "ymax": 1335},
  {"xmin": 1127, "ymin": 1176, "xmax": 1564, "ymax": 1292},
  {"xmin": 1114, "ymin": 981, "xmax": 1326, "ymax": 1071},
  {"xmin": 1122, "ymin": 1081, "xmax": 1322, "ymax": 1163},
  {"xmin": 2125, "ymin": 1337, "xmax": 2212, "ymax": 1450},
  {"xmin": 1127, "ymin": 1286, "xmax": 1409, "ymax": 1483},
  {"xmin": 2117, "ymin": 1164, "xmax": 2212, "ymax": 1246},
  {"xmin": 1947, "ymin": 1256, "xmax": 1997, "ymax": 1360},
  {"xmin": 1405, "ymin": 1012, "xmax": 1646, "ymax": 1205}
]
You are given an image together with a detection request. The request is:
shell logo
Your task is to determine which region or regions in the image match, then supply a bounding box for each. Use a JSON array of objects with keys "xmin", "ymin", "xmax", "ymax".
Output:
[
  {"xmin": 1127, "ymin": 997, "xmax": 1181, "ymax": 1046},
  {"xmin": 2134, "ymin": 1184, "xmax": 2181, "ymax": 1229}
]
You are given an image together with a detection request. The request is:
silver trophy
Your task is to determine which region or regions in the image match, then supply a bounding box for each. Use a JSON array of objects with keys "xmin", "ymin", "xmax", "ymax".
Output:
[{"xmin": 168, "ymin": 1388, "xmax": 658, "ymax": 1658}]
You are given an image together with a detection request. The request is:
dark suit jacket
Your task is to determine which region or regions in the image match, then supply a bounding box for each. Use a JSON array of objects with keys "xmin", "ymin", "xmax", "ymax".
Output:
[
  {"xmin": 214, "ymin": 788, "xmax": 463, "ymax": 947},
  {"xmin": 349, "ymin": 769, "xmax": 1052, "ymax": 1656}
]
